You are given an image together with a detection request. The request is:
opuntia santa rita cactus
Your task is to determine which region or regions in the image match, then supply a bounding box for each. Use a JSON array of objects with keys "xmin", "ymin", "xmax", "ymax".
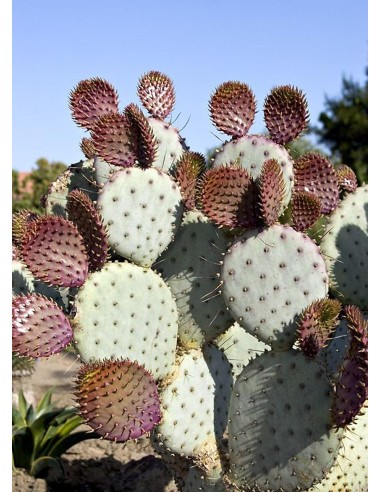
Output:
[{"xmin": 12, "ymin": 70, "xmax": 368, "ymax": 491}]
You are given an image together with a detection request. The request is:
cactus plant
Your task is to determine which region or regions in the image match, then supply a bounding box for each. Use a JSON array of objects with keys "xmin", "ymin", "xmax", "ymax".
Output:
[{"xmin": 11, "ymin": 70, "xmax": 368, "ymax": 491}]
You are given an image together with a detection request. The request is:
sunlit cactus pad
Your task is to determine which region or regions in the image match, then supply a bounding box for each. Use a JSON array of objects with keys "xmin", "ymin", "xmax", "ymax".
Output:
[
  {"xmin": 214, "ymin": 322, "xmax": 269, "ymax": 381},
  {"xmin": 221, "ymin": 224, "xmax": 329, "ymax": 350},
  {"xmin": 228, "ymin": 349, "xmax": 344, "ymax": 491},
  {"xmin": 310, "ymin": 406, "xmax": 368, "ymax": 492},
  {"xmin": 97, "ymin": 167, "xmax": 183, "ymax": 267},
  {"xmin": 320, "ymin": 184, "xmax": 368, "ymax": 309},
  {"xmin": 72, "ymin": 261, "xmax": 178, "ymax": 380},
  {"xmin": 154, "ymin": 345, "xmax": 233, "ymax": 458},
  {"xmin": 148, "ymin": 118, "xmax": 186, "ymax": 172}
]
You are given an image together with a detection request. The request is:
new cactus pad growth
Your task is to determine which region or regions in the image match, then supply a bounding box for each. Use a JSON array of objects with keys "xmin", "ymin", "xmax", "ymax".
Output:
[
  {"xmin": 11, "ymin": 70, "xmax": 368, "ymax": 491},
  {"xmin": 75, "ymin": 359, "xmax": 162, "ymax": 442}
]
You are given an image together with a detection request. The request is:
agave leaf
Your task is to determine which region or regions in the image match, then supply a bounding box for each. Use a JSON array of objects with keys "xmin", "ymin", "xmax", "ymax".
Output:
[
  {"xmin": 38, "ymin": 411, "xmax": 82, "ymax": 454},
  {"xmin": 12, "ymin": 426, "xmax": 34, "ymax": 471},
  {"xmin": 47, "ymin": 430, "xmax": 99, "ymax": 458},
  {"xmin": 16, "ymin": 389, "xmax": 29, "ymax": 420},
  {"xmin": 30, "ymin": 456, "xmax": 65, "ymax": 478},
  {"xmin": 30, "ymin": 409, "xmax": 66, "ymax": 458},
  {"xmin": 25, "ymin": 403, "xmax": 36, "ymax": 426},
  {"xmin": 35, "ymin": 387, "xmax": 55, "ymax": 417},
  {"xmin": 12, "ymin": 406, "xmax": 26, "ymax": 429}
]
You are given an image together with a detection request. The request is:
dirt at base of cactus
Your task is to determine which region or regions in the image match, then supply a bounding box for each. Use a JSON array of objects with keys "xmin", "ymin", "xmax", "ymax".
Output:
[{"xmin": 12, "ymin": 352, "xmax": 179, "ymax": 492}]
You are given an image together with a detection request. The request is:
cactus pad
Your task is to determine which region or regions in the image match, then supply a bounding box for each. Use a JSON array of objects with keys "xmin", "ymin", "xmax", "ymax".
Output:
[
  {"xmin": 211, "ymin": 134, "xmax": 294, "ymax": 212},
  {"xmin": 74, "ymin": 358, "xmax": 161, "ymax": 441},
  {"xmin": 67, "ymin": 189, "xmax": 109, "ymax": 272},
  {"xmin": 73, "ymin": 261, "xmax": 179, "ymax": 380},
  {"xmin": 12, "ymin": 293, "xmax": 73, "ymax": 358},
  {"xmin": 294, "ymin": 152, "xmax": 339, "ymax": 214},
  {"xmin": 137, "ymin": 70, "xmax": 176, "ymax": 120},
  {"xmin": 320, "ymin": 184, "xmax": 368, "ymax": 309},
  {"xmin": 311, "ymin": 407, "xmax": 368, "ymax": 492},
  {"xmin": 69, "ymin": 77, "xmax": 119, "ymax": 131},
  {"xmin": 154, "ymin": 345, "xmax": 233, "ymax": 458},
  {"xmin": 264, "ymin": 85, "xmax": 309, "ymax": 144},
  {"xmin": 209, "ymin": 81, "xmax": 256, "ymax": 138},
  {"xmin": 43, "ymin": 159, "xmax": 98, "ymax": 217},
  {"xmin": 21, "ymin": 215, "xmax": 89, "ymax": 288},
  {"xmin": 90, "ymin": 112, "xmax": 138, "ymax": 168},
  {"xmin": 147, "ymin": 118, "xmax": 186, "ymax": 172},
  {"xmin": 200, "ymin": 165, "xmax": 259, "ymax": 229},
  {"xmin": 155, "ymin": 210, "xmax": 234, "ymax": 348},
  {"xmin": 97, "ymin": 167, "xmax": 183, "ymax": 267},
  {"xmin": 221, "ymin": 224, "xmax": 329, "ymax": 350},
  {"xmin": 228, "ymin": 349, "xmax": 343, "ymax": 491}
]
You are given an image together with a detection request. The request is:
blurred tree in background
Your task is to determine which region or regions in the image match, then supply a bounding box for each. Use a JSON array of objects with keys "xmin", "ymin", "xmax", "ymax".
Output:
[
  {"xmin": 313, "ymin": 71, "xmax": 368, "ymax": 183},
  {"xmin": 12, "ymin": 158, "xmax": 67, "ymax": 213}
]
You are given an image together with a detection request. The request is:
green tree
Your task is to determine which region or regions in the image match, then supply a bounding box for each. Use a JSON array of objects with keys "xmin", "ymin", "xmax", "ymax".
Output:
[
  {"xmin": 12, "ymin": 158, "xmax": 67, "ymax": 213},
  {"xmin": 313, "ymin": 72, "xmax": 368, "ymax": 183}
]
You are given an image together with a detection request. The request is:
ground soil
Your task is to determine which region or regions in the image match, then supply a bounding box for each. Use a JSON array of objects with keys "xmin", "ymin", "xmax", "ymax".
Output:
[{"xmin": 12, "ymin": 352, "xmax": 180, "ymax": 492}]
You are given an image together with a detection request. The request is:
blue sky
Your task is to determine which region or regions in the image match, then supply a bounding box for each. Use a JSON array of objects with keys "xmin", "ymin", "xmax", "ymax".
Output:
[{"xmin": 12, "ymin": 0, "xmax": 368, "ymax": 172}]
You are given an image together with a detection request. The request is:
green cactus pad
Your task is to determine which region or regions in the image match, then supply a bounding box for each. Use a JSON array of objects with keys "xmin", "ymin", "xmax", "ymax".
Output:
[
  {"xmin": 73, "ymin": 261, "xmax": 178, "ymax": 380},
  {"xmin": 320, "ymin": 184, "xmax": 368, "ymax": 309},
  {"xmin": 75, "ymin": 358, "xmax": 161, "ymax": 441},
  {"xmin": 155, "ymin": 210, "xmax": 234, "ymax": 349},
  {"xmin": 148, "ymin": 118, "xmax": 186, "ymax": 172},
  {"xmin": 211, "ymin": 134, "xmax": 294, "ymax": 213},
  {"xmin": 93, "ymin": 156, "xmax": 120, "ymax": 186},
  {"xmin": 97, "ymin": 167, "xmax": 183, "ymax": 267},
  {"xmin": 12, "ymin": 294, "xmax": 73, "ymax": 358},
  {"xmin": 228, "ymin": 349, "xmax": 344, "ymax": 491},
  {"xmin": 12, "ymin": 259, "xmax": 70, "ymax": 311},
  {"xmin": 182, "ymin": 462, "xmax": 227, "ymax": 492},
  {"xmin": 214, "ymin": 322, "xmax": 269, "ymax": 381},
  {"xmin": 154, "ymin": 345, "xmax": 233, "ymax": 458},
  {"xmin": 310, "ymin": 406, "xmax": 368, "ymax": 492},
  {"xmin": 221, "ymin": 224, "xmax": 329, "ymax": 351},
  {"xmin": 43, "ymin": 159, "xmax": 98, "ymax": 217}
]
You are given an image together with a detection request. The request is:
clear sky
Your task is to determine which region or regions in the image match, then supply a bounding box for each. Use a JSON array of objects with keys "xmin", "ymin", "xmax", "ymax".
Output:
[{"xmin": 12, "ymin": 0, "xmax": 368, "ymax": 172}]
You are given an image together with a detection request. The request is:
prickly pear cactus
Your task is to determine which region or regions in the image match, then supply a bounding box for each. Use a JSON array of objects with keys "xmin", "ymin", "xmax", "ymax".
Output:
[
  {"xmin": 11, "ymin": 70, "xmax": 368, "ymax": 492},
  {"xmin": 227, "ymin": 350, "xmax": 344, "ymax": 491},
  {"xmin": 221, "ymin": 224, "xmax": 329, "ymax": 350},
  {"xmin": 320, "ymin": 184, "xmax": 368, "ymax": 309}
]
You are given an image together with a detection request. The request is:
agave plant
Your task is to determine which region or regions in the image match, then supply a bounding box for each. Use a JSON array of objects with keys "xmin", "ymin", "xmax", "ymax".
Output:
[{"xmin": 12, "ymin": 387, "xmax": 99, "ymax": 478}]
